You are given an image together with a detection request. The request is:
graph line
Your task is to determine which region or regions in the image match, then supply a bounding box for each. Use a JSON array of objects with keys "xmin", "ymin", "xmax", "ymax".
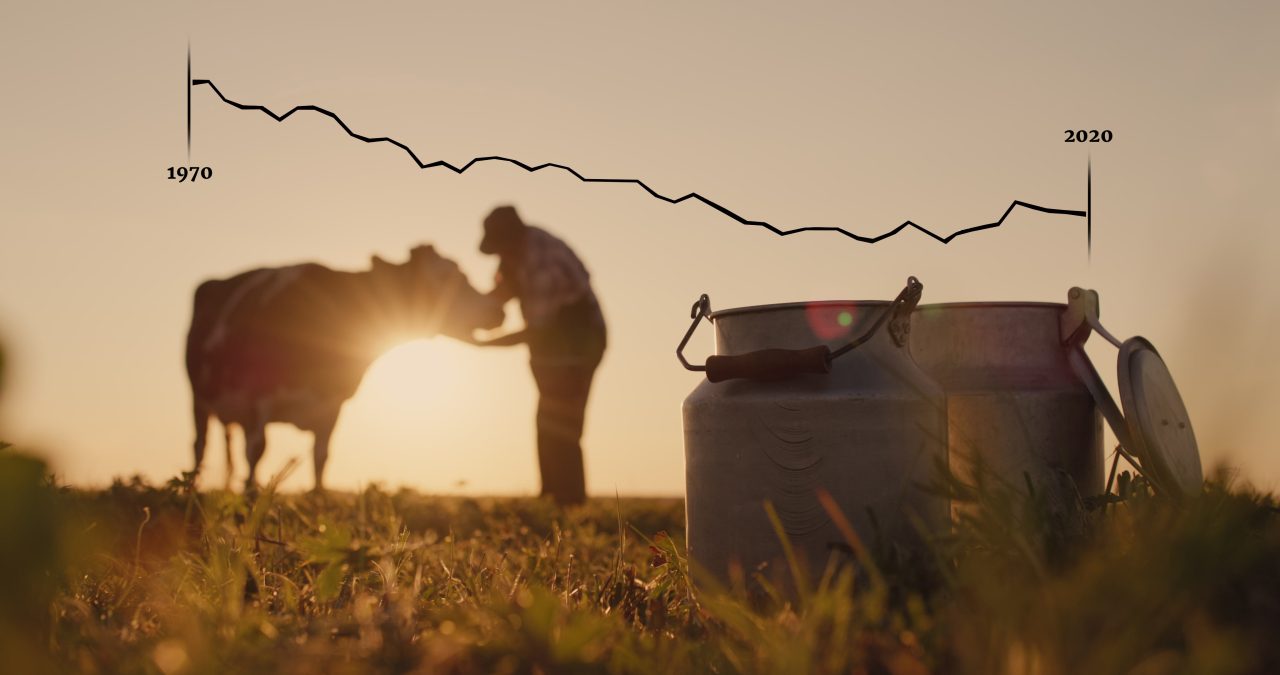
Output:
[{"xmin": 192, "ymin": 79, "xmax": 1087, "ymax": 244}]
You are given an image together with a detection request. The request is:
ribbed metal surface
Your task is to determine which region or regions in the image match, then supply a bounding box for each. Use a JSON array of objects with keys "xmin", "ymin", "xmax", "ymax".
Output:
[{"xmin": 683, "ymin": 301, "xmax": 948, "ymax": 584}]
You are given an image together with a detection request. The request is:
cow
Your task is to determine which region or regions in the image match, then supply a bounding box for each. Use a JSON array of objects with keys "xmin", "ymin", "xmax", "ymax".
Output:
[{"xmin": 185, "ymin": 244, "xmax": 504, "ymax": 491}]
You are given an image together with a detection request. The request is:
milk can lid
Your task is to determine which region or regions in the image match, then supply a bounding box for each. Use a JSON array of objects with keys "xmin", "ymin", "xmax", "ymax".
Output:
[{"xmin": 1117, "ymin": 337, "xmax": 1203, "ymax": 498}]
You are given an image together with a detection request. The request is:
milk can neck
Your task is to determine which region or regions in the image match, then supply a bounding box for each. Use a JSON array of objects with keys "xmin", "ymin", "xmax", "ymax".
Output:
[{"xmin": 711, "ymin": 301, "xmax": 898, "ymax": 356}]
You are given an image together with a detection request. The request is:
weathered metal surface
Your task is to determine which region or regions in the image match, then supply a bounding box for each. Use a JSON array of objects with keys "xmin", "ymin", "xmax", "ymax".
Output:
[
  {"xmin": 682, "ymin": 300, "xmax": 948, "ymax": 583},
  {"xmin": 909, "ymin": 303, "xmax": 1104, "ymax": 501},
  {"xmin": 1118, "ymin": 337, "xmax": 1202, "ymax": 498},
  {"xmin": 1060, "ymin": 288, "xmax": 1203, "ymax": 499}
]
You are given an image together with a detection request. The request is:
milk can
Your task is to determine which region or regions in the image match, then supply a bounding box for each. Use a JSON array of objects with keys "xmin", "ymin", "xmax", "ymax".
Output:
[
  {"xmin": 909, "ymin": 303, "xmax": 1105, "ymax": 500},
  {"xmin": 677, "ymin": 278, "xmax": 948, "ymax": 584}
]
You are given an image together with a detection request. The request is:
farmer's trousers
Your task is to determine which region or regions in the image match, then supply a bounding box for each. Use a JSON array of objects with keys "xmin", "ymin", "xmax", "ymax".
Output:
[
  {"xmin": 531, "ymin": 362, "xmax": 598, "ymax": 506},
  {"xmin": 528, "ymin": 296, "xmax": 606, "ymax": 506}
]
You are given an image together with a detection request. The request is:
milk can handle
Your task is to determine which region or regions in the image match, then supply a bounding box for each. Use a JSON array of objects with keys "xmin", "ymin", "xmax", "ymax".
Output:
[
  {"xmin": 829, "ymin": 275, "xmax": 922, "ymax": 359},
  {"xmin": 676, "ymin": 294, "xmax": 713, "ymax": 372},
  {"xmin": 676, "ymin": 277, "xmax": 923, "ymax": 383}
]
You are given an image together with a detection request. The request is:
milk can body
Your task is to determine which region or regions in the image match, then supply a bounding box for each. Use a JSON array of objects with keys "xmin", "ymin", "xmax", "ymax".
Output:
[
  {"xmin": 682, "ymin": 301, "xmax": 948, "ymax": 583},
  {"xmin": 909, "ymin": 303, "xmax": 1104, "ymax": 499}
]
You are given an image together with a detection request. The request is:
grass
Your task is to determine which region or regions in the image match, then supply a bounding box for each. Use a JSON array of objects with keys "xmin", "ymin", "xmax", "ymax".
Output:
[{"xmin": 1, "ymin": 446, "xmax": 1278, "ymax": 674}]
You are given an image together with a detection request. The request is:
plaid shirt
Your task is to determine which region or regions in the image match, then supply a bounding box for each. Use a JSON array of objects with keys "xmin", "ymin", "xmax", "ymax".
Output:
[{"xmin": 497, "ymin": 226, "xmax": 594, "ymax": 329}]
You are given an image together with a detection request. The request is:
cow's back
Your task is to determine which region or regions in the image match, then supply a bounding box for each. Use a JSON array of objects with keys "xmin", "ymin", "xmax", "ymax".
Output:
[
  {"xmin": 187, "ymin": 265, "xmax": 314, "ymax": 396},
  {"xmin": 187, "ymin": 264, "xmax": 371, "ymax": 427}
]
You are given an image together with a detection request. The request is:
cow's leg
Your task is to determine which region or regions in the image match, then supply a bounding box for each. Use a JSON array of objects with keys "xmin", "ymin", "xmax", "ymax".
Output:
[
  {"xmin": 192, "ymin": 399, "xmax": 210, "ymax": 475},
  {"xmin": 222, "ymin": 422, "xmax": 235, "ymax": 491},
  {"xmin": 311, "ymin": 410, "xmax": 339, "ymax": 492},
  {"xmin": 243, "ymin": 422, "xmax": 267, "ymax": 494}
]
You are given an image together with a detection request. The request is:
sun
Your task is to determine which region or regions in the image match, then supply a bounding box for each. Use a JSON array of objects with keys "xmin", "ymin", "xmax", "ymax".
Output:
[
  {"xmin": 327, "ymin": 336, "xmax": 537, "ymax": 493},
  {"xmin": 355, "ymin": 339, "xmax": 467, "ymax": 412}
]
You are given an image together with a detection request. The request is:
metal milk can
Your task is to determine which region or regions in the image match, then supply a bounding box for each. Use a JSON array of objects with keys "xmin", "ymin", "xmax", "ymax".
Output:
[
  {"xmin": 677, "ymin": 278, "xmax": 948, "ymax": 583},
  {"xmin": 908, "ymin": 303, "xmax": 1104, "ymax": 500}
]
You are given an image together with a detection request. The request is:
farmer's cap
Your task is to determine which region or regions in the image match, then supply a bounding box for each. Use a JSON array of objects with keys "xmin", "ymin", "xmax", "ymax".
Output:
[{"xmin": 480, "ymin": 205, "xmax": 526, "ymax": 254}]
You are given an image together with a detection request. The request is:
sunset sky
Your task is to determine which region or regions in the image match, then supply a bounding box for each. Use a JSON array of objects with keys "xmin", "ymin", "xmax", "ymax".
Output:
[{"xmin": 2, "ymin": 2, "xmax": 1278, "ymax": 494}]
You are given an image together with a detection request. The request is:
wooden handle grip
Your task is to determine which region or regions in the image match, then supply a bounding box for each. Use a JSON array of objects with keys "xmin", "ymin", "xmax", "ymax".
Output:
[{"xmin": 705, "ymin": 346, "xmax": 832, "ymax": 383}]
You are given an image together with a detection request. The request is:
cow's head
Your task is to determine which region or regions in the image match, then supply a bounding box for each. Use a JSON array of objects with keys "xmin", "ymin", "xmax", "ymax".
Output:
[{"xmin": 370, "ymin": 245, "xmax": 505, "ymax": 341}]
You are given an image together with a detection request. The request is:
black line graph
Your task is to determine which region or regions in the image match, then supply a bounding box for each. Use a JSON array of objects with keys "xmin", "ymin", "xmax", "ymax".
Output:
[{"xmin": 192, "ymin": 78, "xmax": 1089, "ymax": 246}]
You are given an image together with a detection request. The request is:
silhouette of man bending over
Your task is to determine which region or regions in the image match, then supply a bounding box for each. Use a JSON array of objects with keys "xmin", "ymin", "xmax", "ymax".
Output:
[{"xmin": 471, "ymin": 206, "xmax": 606, "ymax": 506}]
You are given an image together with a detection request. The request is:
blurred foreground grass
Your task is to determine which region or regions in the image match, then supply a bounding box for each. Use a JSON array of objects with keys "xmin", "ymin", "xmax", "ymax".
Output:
[{"xmin": 0, "ymin": 446, "xmax": 1277, "ymax": 674}]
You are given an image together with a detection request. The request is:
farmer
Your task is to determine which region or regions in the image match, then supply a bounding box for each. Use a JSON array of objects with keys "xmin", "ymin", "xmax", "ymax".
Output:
[{"xmin": 470, "ymin": 206, "xmax": 606, "ymax": 506}]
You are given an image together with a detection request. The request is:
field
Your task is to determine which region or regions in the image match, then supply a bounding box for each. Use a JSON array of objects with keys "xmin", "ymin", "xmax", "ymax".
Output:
[{"xmin": 2, "ymin": 448, "xmax": 1279, "ymax": 674}]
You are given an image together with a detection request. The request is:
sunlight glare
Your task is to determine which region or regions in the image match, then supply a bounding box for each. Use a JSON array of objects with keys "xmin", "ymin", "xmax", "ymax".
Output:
[
  {"xmin": 323, "ymin": 337, "xmax": 538, "ymax": 494},
  {"xmin": 357, "ymin": 339, "xmax": 465, "ymax": 413}
]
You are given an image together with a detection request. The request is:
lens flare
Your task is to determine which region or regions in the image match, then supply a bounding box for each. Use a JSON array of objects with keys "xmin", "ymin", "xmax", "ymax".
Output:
[{"xmin": 805, "ymin": 303, "xmax": 856, "ymax": 341}]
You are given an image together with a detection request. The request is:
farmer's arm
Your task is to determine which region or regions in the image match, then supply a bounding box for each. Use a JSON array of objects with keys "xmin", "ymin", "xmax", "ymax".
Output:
[
  {"xmin": 466, "ymin": 267, "xmax": 531, "ymax": 346},
  {"xmin": 489, "ymin": 268, "xmax": 517, "ymax": 303},
  {"xmin": 470, "ymin": 247, "xmax": 566, "ymax": 347},
  {"xmin": 469, "ymin": 328, "xmax": 530, "ymax": 347}
]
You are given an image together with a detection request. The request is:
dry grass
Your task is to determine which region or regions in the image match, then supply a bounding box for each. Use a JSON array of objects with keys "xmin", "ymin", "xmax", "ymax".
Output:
[{"xmin": 1, "ymin": 446, "xmax": 1278, "ymax": 674}]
